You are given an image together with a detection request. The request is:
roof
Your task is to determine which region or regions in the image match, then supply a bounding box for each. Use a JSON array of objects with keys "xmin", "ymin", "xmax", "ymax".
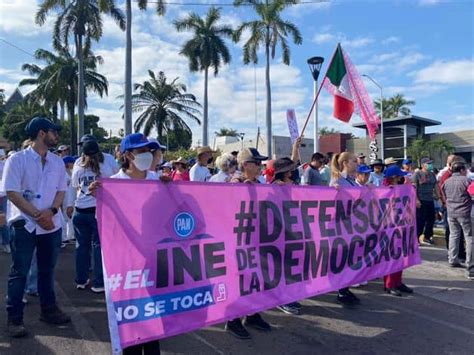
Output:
[
  {"xmin": 5, "ymin": 88, "xmax": 24, "ymax": 112},
  {"xmin": 352, "ymin": 115, "xmax": 441, "ymax": 129}
]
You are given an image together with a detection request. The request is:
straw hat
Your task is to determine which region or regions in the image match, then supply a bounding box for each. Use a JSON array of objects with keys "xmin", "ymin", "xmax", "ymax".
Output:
[
  {"xmin": 196, "ymin": 146, "xmax": 215, "ymax": 157},
  {"xmin": 273, "ymin": 157, "xmax": 298, "ymax": 174},
  {"xmin": 171, "ymin": 157, "xmax": 188, "ymax": 167}
]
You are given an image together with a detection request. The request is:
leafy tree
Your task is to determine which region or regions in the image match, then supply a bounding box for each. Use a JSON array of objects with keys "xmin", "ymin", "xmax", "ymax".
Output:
[
  {"xmin": 36, "ymin": 0, "xmax": 125, "ymax": 141},
  {"xmin": 163, "ymin": 128, "xmax": 193, "ymax": 151},
  {"xmin": 407, "ymin": 138, "xmax": 454, "ymax": 167},
  {"xmin": 233, "ymin": 0, "xmax": 302, "ymax": 157},
  {"xmin": 0, "ymin": 88, "xmax": 5, "ymax": 123},
  {"xmin": 59, "ymin": 114, "xmax": 108, "ymax": 147},
  {"xmin": 319, "ymin": 127, "xmax": 339, "ymax": 136},
  {"xmin": 215, "ymin": 127, "xmax": 239, "ymax": 137},
  {"xmin": 175, "ymin": 7, "xmax": 233, "ymax": 146},
  {"xmin": 20, "ymin": 47, "xmax": 108, "ymax": 153},
  {"xmin": 1, "ymin": 100, "xmax": 49, "ymax": 149},
  {"xmin": 124, "ymin": 0, "xmax": 166, "ymax": 135},
  {"xmin": 375, "ymin": 94, "xmax": 415, "ymax": 119},
  {"xmin": 128, "ymin": 70, "xmax": 201, "ymax": 140}
]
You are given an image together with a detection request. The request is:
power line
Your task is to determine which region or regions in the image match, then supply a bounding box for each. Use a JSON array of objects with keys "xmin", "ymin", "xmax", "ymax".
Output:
[{"xmin": 0, "ymin": 38, "xmax": 35, "ymax": 57}]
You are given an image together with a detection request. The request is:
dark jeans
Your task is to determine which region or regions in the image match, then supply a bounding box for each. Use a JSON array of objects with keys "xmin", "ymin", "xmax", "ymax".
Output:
[
  {"xmin": 416, "ymin": 200, "xmax": 435, "ymax": 240},
  {"xmin": 0, "ymin": 197, "xmax": 10, "ymax": 246},
  {"xmin": 73, "ymin": 210, "xmax": 103, "ymax": 288},
  {"xmin": 6, "ymin": 224, "xmax": 61, "ymax": 322},
  {"xmin": 123, "ymin": 340, "xmax": 160, "ymax": 355}
]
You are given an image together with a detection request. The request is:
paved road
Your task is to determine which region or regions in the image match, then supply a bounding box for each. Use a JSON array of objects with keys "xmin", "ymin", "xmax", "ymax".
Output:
[{"xmin": 0, "ymin": 244, "xmax": 473, "ymax": 355}]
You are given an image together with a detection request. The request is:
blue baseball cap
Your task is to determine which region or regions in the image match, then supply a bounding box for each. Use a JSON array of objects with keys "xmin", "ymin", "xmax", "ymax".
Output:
[
  {"xmin": 402, "ymin": 159, "xmax": 412, "ymax": 165},
  {"xmin": 385, "ymin": 165, "xmax": 408, "ymax": 178},
  {"xmin": 62, "ymin": 156, "xmax": 76, "ymax": 165},
  {"xmin": 357, "ymin": 164, "xmax": 372, "ymax": 174},
  {"xmin": 120, "ymin": 133, "xmax": 159, "ymax": 154},
  {"xmin": 25, "ymin": 116, "xmax": 62, "ymax": 137}
]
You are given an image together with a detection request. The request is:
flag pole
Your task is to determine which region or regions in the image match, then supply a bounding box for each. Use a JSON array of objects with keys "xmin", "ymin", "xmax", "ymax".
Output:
[{"xmin": 299, "ymin": 44, "xmax": 340, "ymax": 140}]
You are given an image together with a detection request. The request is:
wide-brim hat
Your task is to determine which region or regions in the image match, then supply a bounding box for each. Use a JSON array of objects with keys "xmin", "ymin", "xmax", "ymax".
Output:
[
  {"xmin": 197, "ymin": 146, "xmax": 215, "ymax": 157},
  {"xmin": 171, "ymin": 157, "xmax": 188, "ymax": 167},
  {"xmin": 237, "ymin": 148, "xmax": 268, "ymax": 164},
  {"xmin": 370, "ymin": 159, "xmax": 385, "ymax": 167},
  {"xmin": 273, "ymin": 157, "xmax": 298, "ymax": 175}
]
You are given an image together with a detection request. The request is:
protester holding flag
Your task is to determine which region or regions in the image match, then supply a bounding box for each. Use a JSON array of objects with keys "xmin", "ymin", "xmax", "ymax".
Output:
[
  {"xmin": 329, "ymin": 152, "xmax": 361, "ymax": 305},
  {"xmin": 71, "ymin": 140, "xmax": 115, "ymax": 293},
  {"xmin": 382, "ymin": 166, "xmax": 414, "ymax": 296}
]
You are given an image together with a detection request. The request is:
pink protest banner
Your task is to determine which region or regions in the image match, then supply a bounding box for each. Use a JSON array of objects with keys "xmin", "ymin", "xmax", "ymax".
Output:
[{"xmin": 97, "ymin": 180, "xmax": 420, "ymax": 351}]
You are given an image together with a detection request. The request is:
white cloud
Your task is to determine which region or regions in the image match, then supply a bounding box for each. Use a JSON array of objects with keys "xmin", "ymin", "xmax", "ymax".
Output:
[
  {"xmin": 382, "ymin": 36, "xmax": 400, "ymax": 45},
  {"xmin": 419, "ymin": 0, "xmax": 443, "ymax": 6},
  {"xmin": 413, "ymin": 60, "xmax": 474, "ymax": 85},
  {"xmin": 312, "ymin": 32, "xmax": 373, "ymax": 49},
  {"xmin": 0, "ymin": 0, "xmax": 53, "ymax": 35}
]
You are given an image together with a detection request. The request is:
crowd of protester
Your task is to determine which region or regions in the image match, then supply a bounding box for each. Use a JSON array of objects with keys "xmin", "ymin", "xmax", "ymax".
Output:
[{"xmin": 0, "ymin": 116, "xmax": 472, "ymax": 352}]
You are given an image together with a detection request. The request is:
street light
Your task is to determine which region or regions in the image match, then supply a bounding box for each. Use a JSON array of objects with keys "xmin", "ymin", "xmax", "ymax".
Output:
[
  {"xmin": 239, "ymin": 132, "xmax": 245, "ymax": 150},
  {"xmin": 362, "ymin": 74, "xmax": 384, "ymax": 160},
  {"xmin": 307, "ymin": 56, "xmax": 324, "ymax": 153}
]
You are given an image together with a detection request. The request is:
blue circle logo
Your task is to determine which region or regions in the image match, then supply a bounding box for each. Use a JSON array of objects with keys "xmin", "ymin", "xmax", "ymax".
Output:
[{"xmin": 173, "ymin": 212, "xmax": 195, "ymax": 238}]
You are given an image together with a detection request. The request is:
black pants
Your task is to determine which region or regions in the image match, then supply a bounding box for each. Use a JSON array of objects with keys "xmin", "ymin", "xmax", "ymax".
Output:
[
  {"xmin": 123, "ymin": 340, "xmax": 160, "ymax": 355},
  {"xmin": 416, "ymin": 201, "xmax": 435, "ymax": 240},
  {"xmin": 444, "ymin": 209, "xmax": 466, "ymax": 259}
]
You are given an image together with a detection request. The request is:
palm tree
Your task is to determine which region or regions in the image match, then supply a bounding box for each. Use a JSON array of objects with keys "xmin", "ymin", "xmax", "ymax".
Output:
[
  {"xmin": 215, "ymin": 127, "xmax": 239, "ymax": 137},
  {"xmin": 35, "ymin": 0, "xmax": 125, "ymax": 141},
  {"xmin": 127, "ymin": 70, "xmax": 201, "ymax": 139},
  {"xmin": 233, "ymin": 0, "xmax": 302, "ymax": 157},
  {"xmin": 174, "ymin": 7, "xmax": 233, "ymax": 147},
  {"xmin": 20, "ymin": 47, "xmax": 108, "ymax": 152},
  {"xmin": 124, "ymin": 0, "xmax": 166, "ymax": 135},
  {"xmin": 375, "ymin": 94, "xmax": 415, "ymax": 119}
]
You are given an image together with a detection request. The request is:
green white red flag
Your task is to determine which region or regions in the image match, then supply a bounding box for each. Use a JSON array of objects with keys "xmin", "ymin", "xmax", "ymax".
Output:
[{"xmin": 323, "ymin": 44, "xmax": 380, "ymax": 138}]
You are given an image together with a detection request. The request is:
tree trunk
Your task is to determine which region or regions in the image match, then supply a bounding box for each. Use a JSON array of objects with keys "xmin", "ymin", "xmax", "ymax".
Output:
[
  {"xmin": 202, "ymin": 66, "xmax": 209, "ymax": 146},
  {"xmin": 265, "ymin": 31, "xmax": 272, "ymax": 158},
  {"xmin": 67, "ymin": 96, "xmax": 77, "ymax": 155},
  {"xmin": 124, "ymin": 0, "xmax": 133, "ymax": 135},
  {"xmin": 60, "ymin": 101, "xmax": 65, "ymax": 121},
  {"xmin": 51, "ymin": 102, "xmax": 58, "ymax": 121},
  {"xmin": 76, "ymin": 34, "xmax": 85, "ymax": 142}
]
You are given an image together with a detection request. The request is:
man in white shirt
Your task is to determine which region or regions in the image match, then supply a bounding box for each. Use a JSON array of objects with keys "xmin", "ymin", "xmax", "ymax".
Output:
[
  {"xmin": 190, "ymin": 146, "xmax": 214, "ymax": 182},
  {"xmin": 1, "ymin": 116, "xmax": 71, "ymax": 338}
]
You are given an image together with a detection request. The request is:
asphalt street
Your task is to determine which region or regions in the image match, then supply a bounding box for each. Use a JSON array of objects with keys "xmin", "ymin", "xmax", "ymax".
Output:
[{"xmin": 0, "ymin": 244, "xmax": 473, "ymax": 355}]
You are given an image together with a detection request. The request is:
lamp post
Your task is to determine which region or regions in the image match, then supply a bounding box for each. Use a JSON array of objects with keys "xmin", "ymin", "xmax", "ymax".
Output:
[
  {"xmin": 307, "ymin": 56, "xmax": 324, "ymax": 153},
  {"xmin": 362, "ymin": 74, "xmax": 384, "ymax": 160},
  {"xmin": 239, "ymin": 132, "xmax": 245, "ymax": 150}
]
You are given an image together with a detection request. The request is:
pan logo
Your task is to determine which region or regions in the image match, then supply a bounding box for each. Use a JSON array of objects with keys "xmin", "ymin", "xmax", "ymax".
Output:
[{"xmin": 173, "ymin": 212, "xmax": 195, "ymax": 238}]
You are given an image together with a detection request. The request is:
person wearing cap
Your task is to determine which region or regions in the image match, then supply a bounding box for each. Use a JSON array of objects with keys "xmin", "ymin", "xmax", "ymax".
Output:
[
  {"xmin": 109, "ymin": 133, "xmax": 162, "ymax": 355},
  {"xmin": 441, "ymin": 160, "xmax": 473, "ymax": 279},
  {"xmin": 304, "ymin": 152, "xmax": 325, "ymax": 186},
  {"xmin": 147, "ymin": 137, "xmax": 165, "ymax": 172},
  {"xmin": 412, "ymin": 157, "xmax": 439, "ymax": 245},
  {"xmin": 76, "ymin": 134, "xmax": 119, "ymax": 175},
  {"xmin": 209, "ymin": 153, "xmax": 237, "ymax": 183},
  {"xmin": 357, "ymin": 153, "xmax": 366, "ymax": 165},
  {"xmin": 382, "ymin": 165, "xmax": 414, "ymax": 296},
  {"xmin": 71, "ymin": 140, "xmax": 115, "ymax": 293},
  {"xmin": 226, "ymin": 147, "xmax": 271, "ymax": 338},
  {"xmin": 56, "ymin": 145, "xmax": 70, "ymax": 158},
  {"xmin": 355, "ymin": 165, "xmax": 372, "ymax": 186},
  {"xmin": 368, "ymin": 159, "xmax": 385, "ymax": 187},
  {"xmin": 171, "ymin": 157, "xmax": 190, "ymax": 182},
  {"xmin": 160, "ymin": 162, "xmax": 173, "ymax": 178},
  {"xmin": 0, "ymin": 116, "xmax": 70, "ymax": 338},
  {"xmin": 190, "ymin": 146, "xmax": 214, "ymax": 182},
  {"xmin": 329, "ymin": 152, "xmax": 361, "ymax": 305},
  {"xmin": 401, "ymin": 159, "xmax": 414, "ymax": 183}
]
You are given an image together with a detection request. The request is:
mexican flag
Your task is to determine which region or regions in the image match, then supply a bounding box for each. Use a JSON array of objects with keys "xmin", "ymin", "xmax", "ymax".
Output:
[
  {"xmin": 324, "ymin": 44, "xmax": 354, "ymax": 122},
  {"xmin": 322, "ymin": 44, "xmax": 380, "ymax": 138}
]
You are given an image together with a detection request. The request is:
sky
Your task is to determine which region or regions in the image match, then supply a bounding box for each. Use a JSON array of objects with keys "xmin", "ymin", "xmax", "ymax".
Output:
[{"xmin": 0, "ymin": 0, "xmax": 473, "ymax": 146}]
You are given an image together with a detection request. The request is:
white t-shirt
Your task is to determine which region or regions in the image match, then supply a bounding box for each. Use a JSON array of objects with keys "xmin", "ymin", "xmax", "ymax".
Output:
[
  {"xmin": 71, "ymin": 162, "xmax": 115, "ymax": 208},
  {"xmin": 190, "ymin": 164, "xmax": 211, "ymax": 182},
  {"xmin": 74, "ymin": 152, "xmax": 119, "ymax": 175},
  {"xmin": 209, "ymin": 171, "xmax": 231, "ymax": 183},
  {"xmin": 111, "ymin": 169, "xmax": 158, "ymax": 180}
]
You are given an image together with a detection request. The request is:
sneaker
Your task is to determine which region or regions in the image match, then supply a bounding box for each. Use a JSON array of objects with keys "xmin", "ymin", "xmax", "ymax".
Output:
[
  {"xmin": 91, "ymin": 286, "xmax": 105, "ymax": 293},
  {"xmin": 244, "ymin": 313, "xmax": 271, "ymax": 332},
  {"xmin": 289, "ymin": 301, "xmax": 302, "ymax": 310},
  {"xmin": 40, "ymin": 305, "xmax": 71, "ymax": 325},
  {"xmin": 76, "ymin": 279, "xmax": 90, "ymax": 290},
  {"xmin": 467, "ymin": 275, "xmax": 474, "ymax": 281},
  {"xmin": 397, "ymin": 284, "xmax": 414, "ymax": 294},
  {"xmin": 277, "ymin": 304, "xmax": 300, "ymax": 315},
  {"xmin": 344, "ymin": 289, "xmax": 360, "ymax": 303},
  {"xmin": 449, "ymin": 263, "xmax": 463, "ymax": 268},
  {"xmin": 7, "ymin": 320, "xmax": 28, "ymax": 338},
  {"xmin": 2, "ymin": 244, "xmax": 11, "ymax": 253},
  {"xmin": 225, "ymin": 318, "xmax": 251, "ymax": 339},
  {"xmin": 337, "ymin": 289, "xmax": 360, "ymax": 305},
  {"xmin": 60, "ymin": 242, "xmax": 67, "ymax": 248},
  {"xmin": 385, "ymin": 288, "xmax": 402, "ymax": 297},
  {"xmin": 22, "ymin": 296, "xmax": 28, "ymax": 304},
  {"xmin": 420, "ymin": 238, "xmax": 432, "ymax": 246}
]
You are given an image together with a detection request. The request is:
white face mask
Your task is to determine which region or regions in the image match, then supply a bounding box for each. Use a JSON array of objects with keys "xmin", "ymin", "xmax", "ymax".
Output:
[{"xmin": 132, "ymin": 152, "xmax": 153, "ymax": 171}]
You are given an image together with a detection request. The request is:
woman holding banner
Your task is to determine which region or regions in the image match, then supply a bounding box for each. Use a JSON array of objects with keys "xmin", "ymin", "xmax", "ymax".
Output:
[
  {"xmin": 329, "ymin": 152, "xmax": 361, "ymax": 306},
  {"xmin": 382, "ymin": 166, "xmax": 414, "ymax": 297}
]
